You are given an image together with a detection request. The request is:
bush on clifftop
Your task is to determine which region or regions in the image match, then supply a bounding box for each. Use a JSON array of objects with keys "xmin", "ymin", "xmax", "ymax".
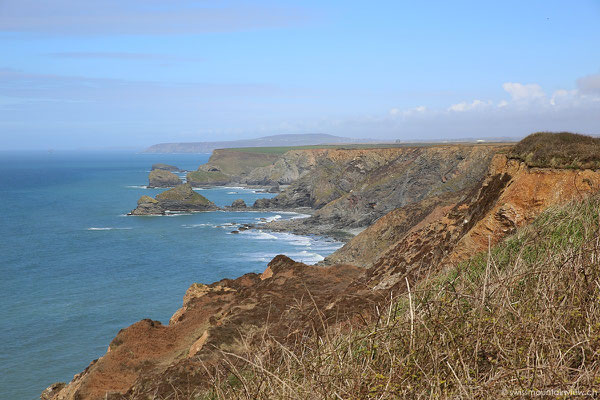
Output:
[{"xmin": 509, "ymin": 131, "xmax": 600, "ymax": 169}]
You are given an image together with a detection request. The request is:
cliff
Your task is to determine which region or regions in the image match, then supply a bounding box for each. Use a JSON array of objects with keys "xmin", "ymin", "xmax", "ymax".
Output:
[
  {"xmin": 44, "ymin": 133, "xmax": 600, "ymax": 399},
  {"xmin": 185, "ymin": 149, "xmax": 280, "ymax": 186},
  {"xmin": 129, "ymin": 183, "xmax": 218, "ymax": 215},
  {"xmin": 363, "ymin": 152, "xmax": 600, "ymax": 291},
  {"xmin": 260, "ymin": 144, "xmax": 502, "ymax": 239}
]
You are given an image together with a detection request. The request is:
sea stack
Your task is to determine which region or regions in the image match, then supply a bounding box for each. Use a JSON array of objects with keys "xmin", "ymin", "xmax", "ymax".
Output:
[
  {"xmin": 130, "ymin": 183, "xmax": 218, "ymax": 215},
  {"xmin": 148, "ymin": 169, "xmax": 182, "ymax": 188}
]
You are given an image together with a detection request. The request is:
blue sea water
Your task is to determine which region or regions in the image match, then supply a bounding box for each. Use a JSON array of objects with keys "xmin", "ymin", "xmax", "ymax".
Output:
[{"xmin": 0, "ymin": 151, "xmax": 342, "ymax": 400}]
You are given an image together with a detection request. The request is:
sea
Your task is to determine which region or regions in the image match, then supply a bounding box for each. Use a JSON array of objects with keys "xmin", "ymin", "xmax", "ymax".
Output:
[{"xmin": 0, "ymin": 151, "xmax": 343, "ymax": 400}]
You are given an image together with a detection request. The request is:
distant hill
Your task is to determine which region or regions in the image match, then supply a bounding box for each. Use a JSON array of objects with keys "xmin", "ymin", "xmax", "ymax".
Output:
[{"xmin": 142, "ymin": 134, "xmax": 382, "ymax": 153}]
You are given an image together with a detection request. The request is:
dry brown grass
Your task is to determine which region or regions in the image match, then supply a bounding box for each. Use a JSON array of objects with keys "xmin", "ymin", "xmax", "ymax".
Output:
[
  {"xmin": 196, "ymin": 194, "xmax": 600, "ymax": 399},
  {"xmin": 508, "ymin": 131, "xmax": 600, "ymax": 169}
]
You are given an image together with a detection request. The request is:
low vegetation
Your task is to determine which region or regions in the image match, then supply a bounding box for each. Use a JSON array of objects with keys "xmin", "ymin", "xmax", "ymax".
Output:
[
  {"xmin": 200, "ymin": 194, "xmax": 600, "ymax": 399},
  {"xmin": 228, "ymin": 142, "xmax": 506, "ymax": 155},
  {"xmin": 186, "ymin": 170, "xmax": 231, "ymax": 185},
  {"xmin": 508, "ymin": 131, "xmax": 600, "ymax": 169}
]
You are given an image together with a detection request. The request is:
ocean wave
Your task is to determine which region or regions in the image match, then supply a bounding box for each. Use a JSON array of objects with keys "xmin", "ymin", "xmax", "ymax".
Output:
[
  {"xmin": 290, "ymin": 213, "xmax": 311, "ymax": 220},
  {"xmin": 164, "ymin": 212, "xmax": 192, "ymax": 217},
  {"xmin": 255, "ymin": 214, "xmax": 282, "ymax": 224},
  {"xmin": 245, "ymin": 250, "xmax": 325, "ymax": 265},
  {"xmin": 125, "ymin": 185, "xmax": 148, "ymax": 189},
  {"xmin": 181, "ymin": 223, "xmax": 214, "ymax": 228},
  {"xmin": 87, "ymin": 227, "xmax": 132, "ymax": 231},
  {"xmin": 243, "ymin": 231, "xmax": 278, "ymax": 240}
]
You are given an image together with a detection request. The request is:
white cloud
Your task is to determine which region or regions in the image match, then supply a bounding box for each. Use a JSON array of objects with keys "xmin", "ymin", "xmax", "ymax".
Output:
[
  {"xmin": 502, "ymin": 82, "xmax": 545, "ymax": 102},
  {"xmin": 577, "ymin": 73, "xmax": 600, "ymax": 95},
  {"xmin": 550, "ymin": 89, "xmax": 577, "ymax": 106},
  {"xmin": 448, "ymin": 99, "xmax": 489, "ymax": 112},
  {"xmin": 390, "ymin": 105, "xmax": 426, "ymax": 117}
]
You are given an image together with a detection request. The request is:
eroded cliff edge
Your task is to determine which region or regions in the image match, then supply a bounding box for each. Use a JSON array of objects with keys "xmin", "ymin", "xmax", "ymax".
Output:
[{"xmin": 44, "ymin": 133, "xmax": 600, "ymax": 399}]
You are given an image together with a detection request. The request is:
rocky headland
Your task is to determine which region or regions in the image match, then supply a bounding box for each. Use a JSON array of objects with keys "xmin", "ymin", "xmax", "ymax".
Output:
[
  {"xmin": 130, "ymin": 183, "xmax": 218, "ymax": 215},
  {"xmin": 45, "ymin": 132, "xmax": 600, "ymax": 399}
]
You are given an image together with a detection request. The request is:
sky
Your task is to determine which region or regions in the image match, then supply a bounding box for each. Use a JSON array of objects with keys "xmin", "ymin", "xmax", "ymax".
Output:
[{"xmin": 1, "ymin": 0, "xmax": 599, "ymax": 150}]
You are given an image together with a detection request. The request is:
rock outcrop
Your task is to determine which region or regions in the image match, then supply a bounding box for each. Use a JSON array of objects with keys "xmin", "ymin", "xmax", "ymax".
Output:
[
  {"xmin": 229, "ymin": 199, "xmax": 247, "ymax": 209},
  {"xmin": 151, "ymin": 163, "xmax": 181, "ymax": 172},
  {"xmin": 129, "ymin": 184, "xmax": 218, "ymax": 215},
  {"xmin": 43, "ymin": 256, "xmax": 363, "ymax": 400},
  {"xmin": 129, "ymin": 195, "xmax": 163, "ymax": 215},
  {"xmin": 147, "ymin": 169, "xmax": 182, "ymax": 188}
]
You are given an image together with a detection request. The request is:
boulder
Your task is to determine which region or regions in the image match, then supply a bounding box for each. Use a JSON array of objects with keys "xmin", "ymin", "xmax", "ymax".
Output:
[
  {"xmin": 148, "ymin": 169, "xmax": 182, "ymax": 188},
  {"xmin": 230, "ymin": 199, "xmax": 247, "ymax": 209},
  {"xmin": 252, "ymin": 198, "xmax": 272, "ymax": 209}
]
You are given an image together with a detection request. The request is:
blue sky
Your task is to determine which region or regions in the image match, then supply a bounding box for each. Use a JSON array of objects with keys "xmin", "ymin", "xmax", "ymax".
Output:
[{"xmin": 1, "ymin": 0, "xmax": 599, "ymax": 150}]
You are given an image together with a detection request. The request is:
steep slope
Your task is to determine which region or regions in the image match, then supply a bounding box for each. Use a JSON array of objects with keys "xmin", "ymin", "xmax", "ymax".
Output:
[
  {"xmin": 323, "ymin": 191, "xmax": 463, "ymax": 267},
  {"xmin": 366, "ymin": 152, "xmax": 600, "ymax": 290}
]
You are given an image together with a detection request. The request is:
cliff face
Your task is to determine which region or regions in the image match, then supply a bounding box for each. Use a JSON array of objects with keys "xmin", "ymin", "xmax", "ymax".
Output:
[
  {"xmin": 242, "ymin": 149, "xmax": 322, "ymax": 185},
  {"xmin": 44, "ymin": 257, "xmax": 363, "ymax": 400},
  {"xmin": 260, "ymin": 145, "xmax": 502, "ymax": 238},
  {"xmin": 364, "ymin": 154, "xmax": 600, "ymax": 290}
]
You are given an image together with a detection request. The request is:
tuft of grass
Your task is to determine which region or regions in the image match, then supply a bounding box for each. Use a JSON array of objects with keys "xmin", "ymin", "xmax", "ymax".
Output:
[
  {"xmin": 202, "ymin": 194, "xmax": 600, "ymax": 399},
  {"xmin": 509, "ymin": 131, "xmax": 600, "ymax": 169}
]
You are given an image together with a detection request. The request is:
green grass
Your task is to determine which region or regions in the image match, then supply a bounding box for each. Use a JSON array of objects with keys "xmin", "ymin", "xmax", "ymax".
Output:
[
  {"xmin": 186, "ymin": 170, "xmax": 231, "ymax": 185},
  {"xmin": 226, "ymin": 142, "xmax": 509, "ymax": 155}
]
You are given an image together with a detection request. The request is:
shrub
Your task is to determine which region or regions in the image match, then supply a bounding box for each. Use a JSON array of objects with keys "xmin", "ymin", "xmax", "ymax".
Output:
[{"xmin": 508, "ymin": 131, "xmax": 600, "ymax": 169}]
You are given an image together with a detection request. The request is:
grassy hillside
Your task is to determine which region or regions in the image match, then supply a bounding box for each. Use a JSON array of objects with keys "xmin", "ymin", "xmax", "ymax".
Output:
[
  {"xmin": 205, "ymin": 149, "xmax": 280, "ymax": 176},
  {"xmin": 204, "ymin": 194, "xmax": 600, "ymax": 399}
]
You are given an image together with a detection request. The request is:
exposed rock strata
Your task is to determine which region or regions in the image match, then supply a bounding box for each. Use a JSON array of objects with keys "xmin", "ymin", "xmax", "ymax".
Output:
[
  {"xmin": 365, "ymin": 154, "xmax": 600, "ymax": 291},
  {"xmin": 260, "ymin": 145, "xmax": 502, "ymax": 237}
]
